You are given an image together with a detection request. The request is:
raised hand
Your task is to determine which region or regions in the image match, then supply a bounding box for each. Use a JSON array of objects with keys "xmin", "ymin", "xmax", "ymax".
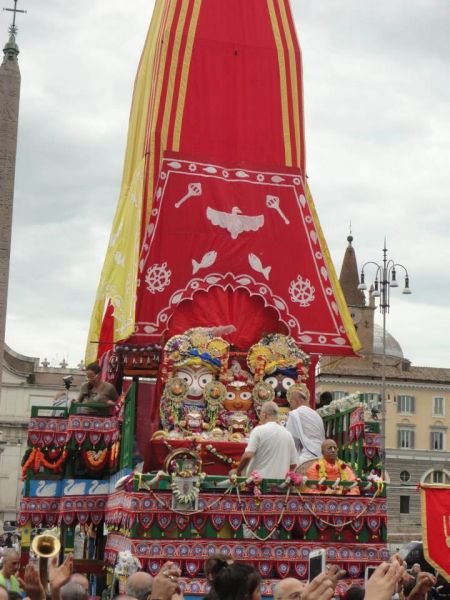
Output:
[
  {"xmin": 364, "ymin": 561, "xmax": 403, "ymax": 600},
  {"xmin": 17, "ymin": 562, "xmax": 45, "ymax": 600},
  {"xmin": 49, "ymin": 553, "xmax": 73, "ymax": 591}
]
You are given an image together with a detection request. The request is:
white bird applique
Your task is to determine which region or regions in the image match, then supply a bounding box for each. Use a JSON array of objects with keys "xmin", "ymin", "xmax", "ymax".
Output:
[
  {"xmin": 206, "ymin": 206, "xmax": 264, "ymax": 240},
  {"xmin": 248, "ymin": 253, "xmax": 271, "ymax": 280},
  {"xmin": 192, "ymin": 250, "xmax": 218, "ymax": 274}
]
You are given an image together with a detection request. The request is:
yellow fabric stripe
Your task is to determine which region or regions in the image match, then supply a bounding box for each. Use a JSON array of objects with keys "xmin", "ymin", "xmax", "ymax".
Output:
[
  {"xmin": 305, "ymin": 182, "xmax": 361, "ymax": 353},
  {"xmin": 146, "ymin": 0, "xmax": 178, "ymax": 223},
  {"xmin": 266, "ymin": 0, "xmax": 292, "ymax": 167},
  {"xmin": 85, "ymin": 1, "xmax": 168, "ymax": 363},
  {"xmin": 277, "ymin": 0, "xmax": 301, "ymax": 169},
  {"xmin": 173, "ymin": 0, "xmax": 203, "ymax": 151},
  {"xmin": 160, "ymin": 1, "xmax": 190, "ymax": 153}
]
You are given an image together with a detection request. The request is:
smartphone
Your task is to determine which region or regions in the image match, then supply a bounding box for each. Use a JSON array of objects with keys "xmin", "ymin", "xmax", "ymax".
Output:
[
  {"xmin": 309, "ymin": 548, "xmax": 326, "ymax": 581},
  {"xmin": 365, "ymin": 566, "xmax": 377, "ymax": 582}
]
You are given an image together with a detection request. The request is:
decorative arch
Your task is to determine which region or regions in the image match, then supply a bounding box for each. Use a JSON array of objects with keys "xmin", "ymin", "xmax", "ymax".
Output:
[{"xmin": 420, "ymin": 468, "xmax": 450, "ymax": 484}]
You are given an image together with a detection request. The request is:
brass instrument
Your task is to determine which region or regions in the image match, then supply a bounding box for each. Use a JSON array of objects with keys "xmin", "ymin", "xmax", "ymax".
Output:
[{"xmin": 31, "ymin": 532, "xmax": 61, "ymax": 589}]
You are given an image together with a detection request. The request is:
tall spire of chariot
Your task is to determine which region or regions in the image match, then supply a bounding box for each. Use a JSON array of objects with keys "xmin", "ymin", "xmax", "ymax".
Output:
[{"xmin": 86, "ymin": 0, "xmax": 359, "ymax": 363}]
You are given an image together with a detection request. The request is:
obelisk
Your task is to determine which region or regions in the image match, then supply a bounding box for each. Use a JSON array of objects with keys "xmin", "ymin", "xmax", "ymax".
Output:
[{"xmin": 0, "ymin": 24, "xmax": 21, "ymax": 399}]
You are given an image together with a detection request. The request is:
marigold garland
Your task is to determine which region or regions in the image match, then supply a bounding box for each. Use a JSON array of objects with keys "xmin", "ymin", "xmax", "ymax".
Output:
[
  {"xmin": 83, "ymin": 448, "xmax": 109, "ymax": 470},
  {"xmin": 109, "ymin": 441, "xmax": 120, "ymax": 468},
  {"xmin": 21, "ymin": 447, "xmax": 68, "ymax": 479}
]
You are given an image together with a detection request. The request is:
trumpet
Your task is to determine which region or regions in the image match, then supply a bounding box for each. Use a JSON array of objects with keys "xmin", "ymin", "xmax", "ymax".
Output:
[
  {"xmin": 31, "ymin": 532, "xmax": 61, "ymax": 558},
  {"xmin": 31, "ymin": 532, "xmax": 61, "ymax": 589}
]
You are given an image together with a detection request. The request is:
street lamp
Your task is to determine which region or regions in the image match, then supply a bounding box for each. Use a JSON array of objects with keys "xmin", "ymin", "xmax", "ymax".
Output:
[{"xmin": 357, "ymin": 240, "xmax": 412, "ymax": 469}]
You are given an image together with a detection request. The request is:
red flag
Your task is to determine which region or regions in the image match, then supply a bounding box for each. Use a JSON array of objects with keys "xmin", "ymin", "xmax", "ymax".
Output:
[{"xmin": 421, "ymin": 484, "xmax": 450, "ymax": 582}]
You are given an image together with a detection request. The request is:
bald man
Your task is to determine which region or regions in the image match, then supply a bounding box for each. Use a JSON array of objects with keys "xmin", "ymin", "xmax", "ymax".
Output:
[
  {"xmin": 306, "ymin": 439, "xmax": 359, "ymax": 495},
  {"xmin": 231, "ymin": 401, "xmax": 298, "ymax": 479},
  {"xmin": 273, "ymin": 577, "xmax": 305, "ymax": 600},
  {"xmin": 285, "ymin": 385, "xmax": 325, "ymax": 473},
  {"xmin": 125, "ymin": 572, "xmax": 153, "ymax": 600}
]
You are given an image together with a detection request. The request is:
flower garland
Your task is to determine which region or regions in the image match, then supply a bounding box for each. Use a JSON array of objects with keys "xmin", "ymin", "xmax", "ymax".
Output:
[
  {"xmin": 170, "ymin": 472, "xmax": 206, "ymax": 505},
  {"xmin": 295, "ymin": 484, "xmax": 382, "ymax": 528},
  {"xmin": 21, "ymin": 447, "xmax": 68, "ymax": 479},
  {"xmin": 205, "ymin": 444, "xmax": 237, "ymax": 467},
  {"xmin": 109, "ymin": 441, "xmax": 120, "ymax": 468},
  {"xmin": 235, "ymin": 482, "xmax": 291, "ymax": 541},
  {"xmin": 83, "ymin": 448, "xmax": 109, "ymax": 470}
]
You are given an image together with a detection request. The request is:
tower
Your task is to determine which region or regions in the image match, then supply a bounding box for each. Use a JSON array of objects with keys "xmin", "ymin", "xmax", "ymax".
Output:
[
  {"xmin": 0, "ymin": 6, "xmax": 22, "ymax": 398},
  {"xmin": 338, "ymin": 234, "xmax": 375, "ymax": 357}
]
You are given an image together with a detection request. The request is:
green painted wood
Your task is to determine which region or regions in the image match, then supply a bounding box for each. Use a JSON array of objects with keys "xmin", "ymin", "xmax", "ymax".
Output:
[{"xmin": 119, "ymin": 382, "xmax": 137, "ymax": 469}]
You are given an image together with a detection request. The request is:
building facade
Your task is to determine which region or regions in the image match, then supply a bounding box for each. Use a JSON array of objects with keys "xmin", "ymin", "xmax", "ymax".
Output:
[
  {"xmin": 317, "ymin": 236, "xmax": 450, "ymax": 546},
  {"xmin": 0, "ymin": 345, "xmax": 83, "ymax": 531}
]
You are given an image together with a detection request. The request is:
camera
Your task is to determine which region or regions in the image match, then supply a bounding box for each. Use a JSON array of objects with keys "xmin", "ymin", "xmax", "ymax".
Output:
[{"xmin": 63, "ymin": 375, "xmax": 73, "ymax": 389}]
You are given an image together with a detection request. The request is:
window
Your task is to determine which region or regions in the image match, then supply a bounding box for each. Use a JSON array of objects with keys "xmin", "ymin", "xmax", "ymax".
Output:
[
  {"xmin": 433, "ymin": 471, "xmax": 444, "ymax": 483},
  {"xmin": 430, "ymin": 431, "xmax": 445, "ymax": 451},
  {"xmin": 397, "ymin": 395, "xmax": 415, "ymax": 414},
  {"xmin": 397, "ymin": 428, "xmax": 415, "ymax": 449},
  {"xmin": 399, "ymin": 471, "xmax": 410, "ymax": 482},
  {"xmin": 433, "ymin": 397, "xmax": 445, "ymax": 417},
  {"xmin": 400, "ymin": 496, "xmax": 410, "ymax": 514},
  {"xmin": 423, "ymin": 470, "xmax": 450, "ymax": 484},
  {"xmin": 361, "ymin": 393, "xmax": 381, "ymax": 410},
  {"xmin": 331, "ymin": 391, "xmax": 349, "ymax": 400}
]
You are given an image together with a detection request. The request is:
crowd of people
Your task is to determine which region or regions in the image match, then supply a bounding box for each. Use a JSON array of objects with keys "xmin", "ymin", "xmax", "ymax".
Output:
[{"xmin": 0, "ymin": 544, "xmax": 443, "ymax": 600}]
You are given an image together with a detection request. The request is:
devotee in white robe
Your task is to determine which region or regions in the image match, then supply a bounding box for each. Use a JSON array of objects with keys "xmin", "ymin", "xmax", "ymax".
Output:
[{"xmin": 285, "ymin": 385, "xmax": 325, "ymax": 473}]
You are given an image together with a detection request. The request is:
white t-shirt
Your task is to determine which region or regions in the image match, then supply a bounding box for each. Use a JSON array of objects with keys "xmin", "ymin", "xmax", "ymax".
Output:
[
  {"xmin": 285, "ymin": 406, "xmax": 325, "ymax": 465},
  {"xmin": 245, "ymin": 421, "xmax": 298, "ymax": 479}
]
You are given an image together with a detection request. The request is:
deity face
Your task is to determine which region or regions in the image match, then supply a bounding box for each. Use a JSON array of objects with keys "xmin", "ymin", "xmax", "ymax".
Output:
[
  {"xmin": 264, "ymin": 374, "xmax": 296, "ymax": 406},
  {"xmin": 176, "ymin": 365, "xmax": 215, "ymax": 400},
  {"xmin": 185, "ymin": 410, "xmax": 203, "ymax": 431},
  {"xmin": 223, "ymin": 384, "xmax": 253, "ymax": 412}
]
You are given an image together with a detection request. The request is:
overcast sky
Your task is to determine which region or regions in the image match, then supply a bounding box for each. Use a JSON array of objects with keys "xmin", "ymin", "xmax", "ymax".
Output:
[{"xmin": 3, "ymin": 1, "xmax": 449, "ymax": 368}]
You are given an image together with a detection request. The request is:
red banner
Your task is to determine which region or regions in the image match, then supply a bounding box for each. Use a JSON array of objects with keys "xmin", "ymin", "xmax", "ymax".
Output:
[
  {"xmin": 421, "ymin": 484, "xmax": 450, "ymax": 582},
  {"xmin": 131, "ymin": 157, "xmax": 355, "ymax": 356}
]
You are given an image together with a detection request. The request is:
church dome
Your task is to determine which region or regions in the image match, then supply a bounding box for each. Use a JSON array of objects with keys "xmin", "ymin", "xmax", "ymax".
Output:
[{"xmin": 373, "ymin": 323, "xmax": 403, "ymax": 359}]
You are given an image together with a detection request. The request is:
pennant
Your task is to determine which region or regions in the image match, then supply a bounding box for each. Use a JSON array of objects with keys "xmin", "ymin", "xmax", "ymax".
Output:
[
  {"xmin": 185, "ymin": 561, "xmax": 201, "ymax": 577},
  {"xmin": 210, "ymin": 514, "xmax": 226, "ymax": 531},
  {"xmin": 192, "ymin": 515, "xmax": 208, "ymax": 532},
  {"xmin": 73, "ymin": 431, "xmax": 87, "ymax": 446},
  {"xmin": 175, "ymin": 514, "xmax": 190, "ymax": 532},
  {"xmin": 281, "ymin": 515, "xmax": 295, "ymax": 531},
  {"xmin": 139, "ymin": 514, "xmax": 154, "ymax": 530},
  {"xmin": 294, "ymin": 563, "xmax": 307, "ymax": 578},
  {"xmin": 89, "ymin": 432, "xmax": 102, "ymax": 446},
  {"xmin": 366, "ymin": 516, "xmax": 381, "ymax": 534},
  {"xmin": 276, "ymin": 562, "xmax": 291, "ymax": 578},
  {"xmin": 258, "ymin": 562, "xmax": 274, "ymax": 578},
  {"xmin": 228, "ymin": 515, "xmax": 243, "ymax": 532},
  {"xmin": 298, "ymin": 515, "xmax": 313, "ymax": 533},
  {"xmin": 157, "ymin": 513, "xmax": 173, "ymax": 531}
]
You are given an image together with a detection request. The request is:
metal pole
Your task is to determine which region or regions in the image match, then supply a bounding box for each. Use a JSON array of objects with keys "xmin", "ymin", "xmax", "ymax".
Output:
[{"xmin": 381, "ymin": 304, "xmax": 387, "ymax": 471}]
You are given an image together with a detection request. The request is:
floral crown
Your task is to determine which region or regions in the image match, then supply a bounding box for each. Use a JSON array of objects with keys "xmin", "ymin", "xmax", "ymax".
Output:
[
  {"xmin": 247, "ymin": 333, "xmax": 310, "ymax": 381},
  {"xmin": 162, "ymin": 327, "xmax": 230, "ymax": 380}
]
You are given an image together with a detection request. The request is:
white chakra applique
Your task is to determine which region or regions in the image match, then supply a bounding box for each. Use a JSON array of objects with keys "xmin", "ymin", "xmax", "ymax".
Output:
[
  {"xmin": 289, "ymin": 275, "xmax": 315, "ymax": 307},
  {"xmin": 145, "ymin": 262, "xmax": 171, "ymax": 294}
]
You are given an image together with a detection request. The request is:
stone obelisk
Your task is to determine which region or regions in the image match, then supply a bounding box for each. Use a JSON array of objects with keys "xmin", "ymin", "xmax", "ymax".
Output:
[{"xmin": 0, "ymin": 26, "xmax": 21, "ymax": 399}]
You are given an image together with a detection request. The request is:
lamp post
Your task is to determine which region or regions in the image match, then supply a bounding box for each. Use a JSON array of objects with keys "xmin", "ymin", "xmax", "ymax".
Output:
[{"xmin": 357, "ymin": 240, "xmax": 411, "ymax": 470}]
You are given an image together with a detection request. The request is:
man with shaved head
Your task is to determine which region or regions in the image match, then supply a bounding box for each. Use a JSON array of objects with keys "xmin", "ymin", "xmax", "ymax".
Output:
[
  {"xmin": 306, "ymin": 439, "xmax": 359, "ymax": 495},
  {"xmin": 273, "ymin": 577, "xmax": 305, "ymax": 600},
  {"xmin": 125, "ymin": 571, "xmax": 153, "ymax": 600},
  {"xmin": 231, "ymin": 401, "xmax": 298, "ymax": 479}
]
